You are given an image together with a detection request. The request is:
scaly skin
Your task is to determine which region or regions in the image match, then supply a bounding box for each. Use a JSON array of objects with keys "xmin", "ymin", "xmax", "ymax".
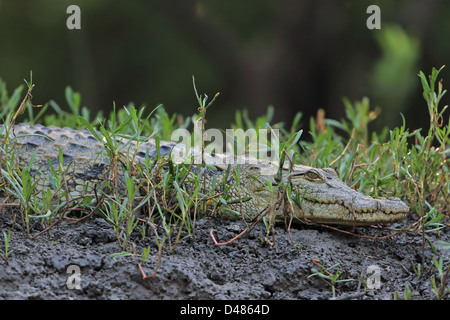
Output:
[{"xmin": 1, "ymin": 123, "xmax": 409, "ymax": 226}]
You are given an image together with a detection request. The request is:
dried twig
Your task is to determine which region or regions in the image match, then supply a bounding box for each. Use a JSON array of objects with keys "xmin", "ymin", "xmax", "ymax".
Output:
[
  {"xmin": 330, "ymin": 128, "xmax": 355, "ymax": 167},
  {"xmin": 209, "ymin": 228, "xmax": 248, "ymax": 246},
  {"xmin": 138, "ymin": 241, "xmax": 163, "ymax": 279}
]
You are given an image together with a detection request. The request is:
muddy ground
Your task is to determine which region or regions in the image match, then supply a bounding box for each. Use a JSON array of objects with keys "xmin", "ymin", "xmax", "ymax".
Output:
[{"xmin": 0, "ymin": 209, "xmax": 448, "ymax": 300}]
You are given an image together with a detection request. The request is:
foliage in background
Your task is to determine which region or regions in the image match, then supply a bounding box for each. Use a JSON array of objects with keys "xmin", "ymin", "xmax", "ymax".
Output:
[
  {"xmin": 370, "ymin": 24, "xmax": 420, "ymax": 128},
  {"xmin": 0, "ymin": 1, "xmax": 442, "ymax": 132}
]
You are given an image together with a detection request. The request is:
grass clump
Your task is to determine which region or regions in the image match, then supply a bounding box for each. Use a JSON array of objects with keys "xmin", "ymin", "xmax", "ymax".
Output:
[{"xmin": 308, "ymin": 258, "xmax": 355, "ymax": 298}]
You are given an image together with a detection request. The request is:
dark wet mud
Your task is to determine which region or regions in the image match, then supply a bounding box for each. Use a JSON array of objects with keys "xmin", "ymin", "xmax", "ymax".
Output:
[{"xmin": 0, "ymin": 211, "xmax": 448, "ymax": 300}]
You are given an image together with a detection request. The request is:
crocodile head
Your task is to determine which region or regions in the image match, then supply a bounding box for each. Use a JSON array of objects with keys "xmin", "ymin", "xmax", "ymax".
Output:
[{"xmin": 231, "ymin": 164, "xmax": 409, "ymax": 226}]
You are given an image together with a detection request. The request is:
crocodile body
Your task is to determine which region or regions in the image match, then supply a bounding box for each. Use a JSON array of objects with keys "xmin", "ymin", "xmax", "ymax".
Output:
[{"xmin": 1, "ymin": 123, "xmax": 409, "ymax": 226}]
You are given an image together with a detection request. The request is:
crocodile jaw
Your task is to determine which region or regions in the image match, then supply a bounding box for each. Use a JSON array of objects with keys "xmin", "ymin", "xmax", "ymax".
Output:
[{"xmin": 294, "ymin": 195, "xmax": 409, "ymax": 226}]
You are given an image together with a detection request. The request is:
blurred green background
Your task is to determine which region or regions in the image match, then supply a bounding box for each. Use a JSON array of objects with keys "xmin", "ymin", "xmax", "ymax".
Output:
[{"xmin": 0, "ymin": 0, "xmax": 449, "ymax": 131}]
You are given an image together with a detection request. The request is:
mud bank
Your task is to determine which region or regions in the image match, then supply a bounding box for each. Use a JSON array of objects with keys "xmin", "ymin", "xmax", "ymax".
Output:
[{"xmin": 0, "ymin": 212, "xmax": 448, "ymax": 300}]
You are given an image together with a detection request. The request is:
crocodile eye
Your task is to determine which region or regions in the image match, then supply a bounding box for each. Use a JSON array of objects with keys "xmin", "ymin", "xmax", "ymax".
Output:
[{"xmin": 306, "ymin": 171, "xmax": 320, "ymax": 180}]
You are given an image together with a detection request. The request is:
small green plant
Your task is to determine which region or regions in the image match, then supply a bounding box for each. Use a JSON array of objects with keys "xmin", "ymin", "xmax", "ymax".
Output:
[
  {"xmin": 0, "ymin": 231, "xmax": 13, "ymax": 263},
  {"xmin": 192, "ymin": 75, "xmax": 220, "ymax": 213},
  {"xmin": 308, "ymin": 259, "xmax": 355, "ymax": 298},
  {"xmin": 411, "ymin": 262, "xmax": 422, "ymax": 279},
  {"xmin": 393, "ymin": 283, "xmax": 413, "ymax": 300},
  {"xmin": 397, "ymin": 67, "xmax": 450, "ymax": 214},
  {"xmin": 1, "ymin": 166, "xmax": 39, "ymax": 237},
  {"xmin": 430, "ymin": 257, "xmax": 450, "ymax": 300},
  {"xmin": 46, "ymin": 86, "xmax": 103, "ymax": 128},
  {"xmin": 140, "ymin": 246, "xmax": 151, "ymax": 265}
]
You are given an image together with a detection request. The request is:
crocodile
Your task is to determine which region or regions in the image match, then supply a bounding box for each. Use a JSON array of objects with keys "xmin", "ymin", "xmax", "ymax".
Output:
[{"xmin": 0, "ymin": 123, "xmax": 409, "ymax": 226}]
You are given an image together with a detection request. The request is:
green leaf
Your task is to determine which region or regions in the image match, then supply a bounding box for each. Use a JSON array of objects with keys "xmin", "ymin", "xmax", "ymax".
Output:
[
  {"xmin": 286, "ymin": 129, "xmax": 303, "ymax": 151},
  {"xmin": 437, "ymin": 240, "xmax": 450, "ymax": 251},
  {"xmin": 78, "ymin": 116, "xmax": 103, "ymax": 142}
]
